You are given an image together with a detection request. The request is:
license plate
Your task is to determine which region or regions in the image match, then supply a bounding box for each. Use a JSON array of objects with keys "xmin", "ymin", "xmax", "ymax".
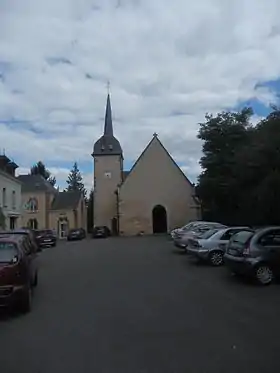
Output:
[{"xmin": 44, "ymin": 239, "xmax": 51, "ymax": 242}]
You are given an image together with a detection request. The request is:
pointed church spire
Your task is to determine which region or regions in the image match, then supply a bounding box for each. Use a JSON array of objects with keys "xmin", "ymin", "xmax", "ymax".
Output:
[
  {"xmin": 92, "ymin": 90, "xmax": 123, "ymax": 157},
  {"xmin": 104, "ymin": 93, "xmax": 113, "ymax": 136}
]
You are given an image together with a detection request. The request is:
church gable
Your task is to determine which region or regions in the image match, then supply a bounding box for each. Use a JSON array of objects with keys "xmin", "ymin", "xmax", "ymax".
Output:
[
  {"xmin": 118, "ymin": 134, "xmax": 199, "ymax": 235},
  {"xmin": 120, "ymin": 134, "xmax": 194, "ymax": 195}
]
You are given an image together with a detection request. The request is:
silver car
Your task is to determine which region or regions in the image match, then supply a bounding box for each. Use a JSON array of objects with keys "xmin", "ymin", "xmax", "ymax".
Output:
[
  {"xmin": 170, "ymin": 221, "xmax": 199, "ymax": 239},
  {"xmin": 173, "ymin": 222, "xmax": 227, "ymax": 251},
  {"xmin": 187, "ymin": 227, "xmax": 251, "ymax": 266}
]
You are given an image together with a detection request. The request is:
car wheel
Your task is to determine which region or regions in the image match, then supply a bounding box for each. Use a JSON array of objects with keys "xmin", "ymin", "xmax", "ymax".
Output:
[
  {"xmin": 255, "ymin": 264, "xmax": 274, "ymax": 285},
  {"xmin": 19, "ymin": 286, "xmax": 32, "ymax": 314},
  {"xmin": 209, "ymin": 251, "xmax": 224, "ymax": 266}
]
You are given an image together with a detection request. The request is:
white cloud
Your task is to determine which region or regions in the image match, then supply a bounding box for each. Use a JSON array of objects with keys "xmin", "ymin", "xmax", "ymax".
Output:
[{"xmin": 2, "ymin": 0, "xmax": 280, "ymax": 190}]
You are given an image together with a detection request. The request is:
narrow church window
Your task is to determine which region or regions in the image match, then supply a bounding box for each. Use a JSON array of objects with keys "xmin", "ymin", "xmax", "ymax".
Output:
[{"xmin": 109, "ymin": 145, "xmax": 113, "ymax": 150}]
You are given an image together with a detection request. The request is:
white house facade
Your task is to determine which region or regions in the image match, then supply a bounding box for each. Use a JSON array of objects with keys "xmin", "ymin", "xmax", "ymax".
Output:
[{"xmin": 0, "ymin": 155, "xmax": 22, "ymax": 230}]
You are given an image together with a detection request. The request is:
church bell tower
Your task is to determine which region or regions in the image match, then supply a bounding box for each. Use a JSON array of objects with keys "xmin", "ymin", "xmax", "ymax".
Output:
[{"xmin": 92, "ymin": 93, "xmax": 123, "ymax": 230}]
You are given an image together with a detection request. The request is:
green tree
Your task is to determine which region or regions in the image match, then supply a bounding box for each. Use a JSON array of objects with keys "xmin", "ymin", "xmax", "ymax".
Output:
[
  {"xmin": 196, "ymin": 107, "xmax": 253, "ymax": 224},
  {"xmin": 30, "ymin": 161, "xmax": 56, "ymax": 186},
  {"xmin": 197, "ymin": 106, "xmax": 280, "ymax": 226},
  {"xmin": 66, "ymin": 162, "xmax": 86, "ymax": 198}
]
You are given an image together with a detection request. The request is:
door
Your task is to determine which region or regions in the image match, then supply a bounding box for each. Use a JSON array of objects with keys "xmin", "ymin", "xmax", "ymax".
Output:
[
  {"xmin": 111, "ymin": 217, "xmax": 118, "ymax": 236},
  {"xmin": 152, "ymin": 205, "xmax": 167, "ymax": 234},
  {"xmin": 59, "ymin": 222, "xmax": 68, "ymax": 238},
  {"xmin": 9, "ymin": 217, "xmax": 16, "ymax": 230}
]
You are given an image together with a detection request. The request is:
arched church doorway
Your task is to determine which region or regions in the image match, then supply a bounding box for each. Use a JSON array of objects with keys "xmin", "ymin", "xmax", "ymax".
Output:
[
  {"xmin": 152, "ymin": 205, "xmax": 167, "ymax": 234},
  {"xmin": 111, "ymin": 217, "xmax": 118, "ymax": 236}
]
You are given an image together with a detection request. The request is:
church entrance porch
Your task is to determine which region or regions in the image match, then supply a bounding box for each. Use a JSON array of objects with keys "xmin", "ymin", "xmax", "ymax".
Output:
[
  {"xmin": 57, "ymin": 217, "xmax": 69, "ymax": 239},
  {"xmin": 152, "ymin": 205, "xmax": 167, "ymax": 234}
]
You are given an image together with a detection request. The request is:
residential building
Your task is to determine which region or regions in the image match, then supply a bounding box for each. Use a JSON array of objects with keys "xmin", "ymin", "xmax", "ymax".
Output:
[
  {"xmin": 0, "ymin": 155, "xmax": 22, "ymax": 230},
  {"xmin": 92, "ymin": 94, "xmax": 201, "ymax": 236},
  {"xmin": 17, "ymin": 174, "xmax": 87, "ymax": 238}
]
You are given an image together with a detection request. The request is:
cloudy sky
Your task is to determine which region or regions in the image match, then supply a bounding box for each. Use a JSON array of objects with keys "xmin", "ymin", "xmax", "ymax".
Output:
[{"xmin": 1, "ymin": 0, "xmax": 280, "ymax": 192}]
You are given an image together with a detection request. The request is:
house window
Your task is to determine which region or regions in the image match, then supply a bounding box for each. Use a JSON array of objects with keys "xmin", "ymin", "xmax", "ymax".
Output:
[
  {"xmin": 27, "ymin": 218, "xmax": 38, "ymax": 229},
  {"xmin": 2, "ymin": 188, "xmax": 6, "ymax": 207},
  {"xmin": 25, "ymin": 197, "xmax": 38, "ymax": 212},
  {"xmin": 12, "ymin": 191, "xmax": 16, "ymax": 209}
]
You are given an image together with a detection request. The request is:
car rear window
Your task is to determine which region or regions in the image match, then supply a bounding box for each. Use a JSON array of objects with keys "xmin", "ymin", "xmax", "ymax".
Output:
[
  {"xmin": 200, "ymin": 229, "xmax": 220, "ymax": 239},
  {"xmin": 182, "ymin": 223, "xmax": 195, "ymax": 230},
  {"xmin": 38, "ymin": 230, "xmax": 52, "ymax": 234},
  {"xmin": 231, "ymin": 231, "xmax": 254, "ymax": 244},
  {"xmin": 0, "ymin": 242, "xmax": 18, "ymax": 263}
]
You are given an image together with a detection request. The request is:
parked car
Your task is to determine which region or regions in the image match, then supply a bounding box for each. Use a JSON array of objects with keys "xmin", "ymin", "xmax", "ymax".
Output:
[
  {"xmin": 92, "ymin": 226, "xmax": 111, "ymax": 238},
  {"xmin": 0, "ymin": 228, "xmax": 40, "ymax": 253},
  {"xmin": 187, "ymin": 227, "xmax": 251, "ymax": 266},
  {"xmin": 0, "ymin": 234, "xmax": 38, "ymax": 313},
  {"xmin": 173, "ymin": 222, "xmax": 227, "ymax": 252},
  {"xmin": 35, "ymin": 229, "xmax": 57, "ymax": 248},
  {"xmin": 224, "ymin": 226, "xmax": 280, "ymax": 285},
  {"xmin": 170, "ymin": 221, "xmax": 199, "ymax": 239},
  {"xmin": 67, "ymin": 228, "xmax": 86, "ymax": 241}
]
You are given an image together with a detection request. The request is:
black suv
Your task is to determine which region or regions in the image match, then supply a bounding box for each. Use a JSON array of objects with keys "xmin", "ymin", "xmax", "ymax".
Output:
[
  {"xmin": 224, "ymin": 227, "xmax": 280, "ymax": 285},
  {"xmin": 67, "ymin": 228, "xmax": 86, "ymax": 241},
  {"xmin": 92, "ymin": 226, "xmax": 110, "ymax": 238},
  {"xmin": 35, "ymin": 230, "xmax": 57, "ymax": 248}
]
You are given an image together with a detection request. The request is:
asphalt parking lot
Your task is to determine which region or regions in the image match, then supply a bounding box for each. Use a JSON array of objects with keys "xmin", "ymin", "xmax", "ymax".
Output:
[{"xmin": 0, "ymin": 236, "xmax": 279, "ymax": 373}]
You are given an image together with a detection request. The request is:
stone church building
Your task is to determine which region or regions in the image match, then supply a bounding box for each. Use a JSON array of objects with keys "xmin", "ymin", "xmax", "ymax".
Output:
[{"xmin": 92, "ymin": 94, "xmax": 201, "ymax": 236}]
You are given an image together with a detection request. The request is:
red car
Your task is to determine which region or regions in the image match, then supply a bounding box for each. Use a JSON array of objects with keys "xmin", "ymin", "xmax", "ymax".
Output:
[{"xmin": 0, "ymin": 234, "xmax": 38, "ymax": 313}]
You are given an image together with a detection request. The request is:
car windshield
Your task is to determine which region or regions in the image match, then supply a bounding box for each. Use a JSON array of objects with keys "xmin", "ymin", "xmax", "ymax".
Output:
[
  {"xmin": 231, "ymin": 231, "xmax": 254, "ymax": 244},
  {"xmin": 0, "ymin": 242, "xmax": 18, "ymax": 263},
  {"xmin": 200, "ymin": 229, "xmax": 220, "ymax": 239}
]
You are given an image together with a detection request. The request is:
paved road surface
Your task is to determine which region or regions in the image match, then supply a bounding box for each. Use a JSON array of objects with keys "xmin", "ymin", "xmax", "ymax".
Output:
[{"xmin": 0, "ymin": 236, "xmax": 280, "ymax": 373}]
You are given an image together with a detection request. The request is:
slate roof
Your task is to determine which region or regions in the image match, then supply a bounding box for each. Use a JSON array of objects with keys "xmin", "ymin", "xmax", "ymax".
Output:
[
  {"xmin": 0, "ymin": 155, "xmax": 18, "ymax": 170},
  {"xmin": 17, "ymin": 174, "xmax": 57, "ymax": 193},
  {"xmin": 92, "ymin": 94, "xmax": 123, "ymax": 157},
  {"xmin": 51, "ymin": 191, "xmax": 81, "ymax": 211},
  {"xmin": 0, "ymin": 155, "xmax": 19, "ymax": 180}
]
